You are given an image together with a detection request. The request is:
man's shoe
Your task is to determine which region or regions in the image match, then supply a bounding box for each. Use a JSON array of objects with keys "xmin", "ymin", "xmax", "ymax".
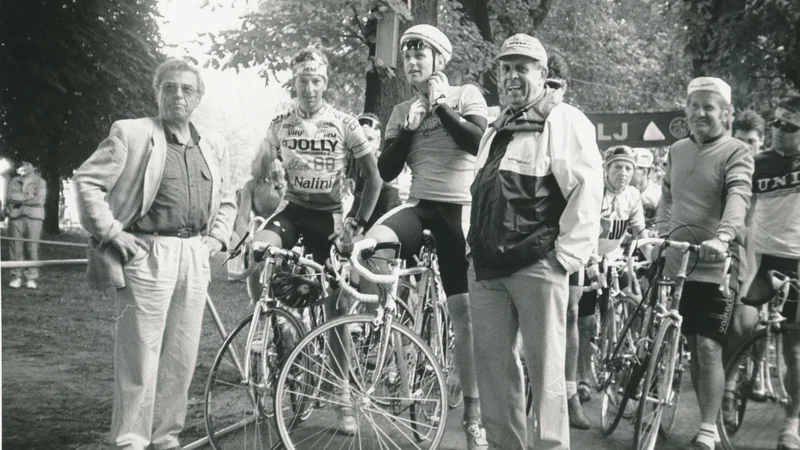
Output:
[
  {"xmin": 8, "ymin": 278, "xmax": 21, "ymax": 289},
  {"xmin": 24, "ymin": 280, "xmax": 37, "ymax": 289},
  {"xmin": 462, "ymin": 419, "xmax": 488, "ymax": 450},
  {"xmin": 333, "ymin": 387, "xmax": 357, "ymax": 435},
  {"xmin": 687, "ymin": 437, "xmax": 713, "ymax": 450},
  {"xmin": 568, "ymin": 394, "xmax": 591, "ymax": 430}
]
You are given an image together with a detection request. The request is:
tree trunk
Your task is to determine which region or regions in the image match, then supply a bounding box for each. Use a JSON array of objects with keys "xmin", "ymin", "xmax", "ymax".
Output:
[
  {"xmin": 457, "ymin": 0, "xmax": 499, "ymax": 105},
  {"xmin": 41, "ymin": 134, "xmax": 62, "ymax": 234},
  {"xmin": 42, "ymin": 167, "xmax": 61, "ymax": 235},
  {"xmin": 366, "ymin": 0, "xmax": 439, "ymax": 130}
]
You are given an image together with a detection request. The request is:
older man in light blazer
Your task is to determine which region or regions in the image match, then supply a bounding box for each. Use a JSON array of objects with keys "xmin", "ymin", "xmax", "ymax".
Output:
[{"xmin": 73, "ymin": 58, "xmax": 235, "ymax": 450}]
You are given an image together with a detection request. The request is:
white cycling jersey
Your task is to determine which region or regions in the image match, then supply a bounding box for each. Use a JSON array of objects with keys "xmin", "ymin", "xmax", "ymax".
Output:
[{"xmin": 261, "ymin": 103, "xmax": 371, "ymax": 213}]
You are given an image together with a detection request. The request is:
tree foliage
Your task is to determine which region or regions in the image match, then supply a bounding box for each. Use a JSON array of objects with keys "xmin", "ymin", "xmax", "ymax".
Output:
[
  {"xmin": 1, "ymin": 0, "xmax": 163, "ymax": 232},
  {"xmin": 675, "ymin": 0, "xmax": 799, "ymax": 111}
]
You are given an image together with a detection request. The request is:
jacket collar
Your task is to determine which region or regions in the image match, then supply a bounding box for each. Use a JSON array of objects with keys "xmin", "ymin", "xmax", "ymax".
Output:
[{"xmin": 491, "ymin": 87, "xmax": 563, "ymax": 133}]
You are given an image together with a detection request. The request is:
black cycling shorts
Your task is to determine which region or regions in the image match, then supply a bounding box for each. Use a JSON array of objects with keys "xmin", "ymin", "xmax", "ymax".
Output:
[
  {"xmin": 679, "ymin": 281, "xmax": 736, "ymax": 345},
  {"xmin": 748, "ymin": 254, "xmax": 800, "ymax": 323},
  {"xmin": 261, "ymin": 202, "xmax": 340, "ymax": 263},
  {"xmin": 375, "ymin": 199, "xmax": 469, "ymax": 296}
]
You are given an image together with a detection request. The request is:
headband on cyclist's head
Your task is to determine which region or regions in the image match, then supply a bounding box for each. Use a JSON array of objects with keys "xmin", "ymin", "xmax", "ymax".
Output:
[{"xmin": 293, "ymin": 58, "xmax": 328, "ymax": 81}]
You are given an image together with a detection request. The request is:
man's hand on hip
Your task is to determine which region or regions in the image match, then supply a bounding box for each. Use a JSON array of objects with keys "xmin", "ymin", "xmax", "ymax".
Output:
[
  {"xmin": 203, "ymin": 236, "xmax": 223, "ymax": 258},
  {"xmin": 110, "ymin": 231, "xmax": 148, "ymax": 264}
]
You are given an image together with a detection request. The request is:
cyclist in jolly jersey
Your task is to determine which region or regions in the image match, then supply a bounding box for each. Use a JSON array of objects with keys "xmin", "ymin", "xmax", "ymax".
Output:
[{"xmin": 250, "ymin": 48, "xmax": 381, "ymax": 434}]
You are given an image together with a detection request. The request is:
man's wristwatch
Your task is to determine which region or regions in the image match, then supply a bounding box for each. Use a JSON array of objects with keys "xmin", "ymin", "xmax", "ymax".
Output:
[{"xmin": 355, "ymin": 216, "xmax": 368, "ymax": 230}]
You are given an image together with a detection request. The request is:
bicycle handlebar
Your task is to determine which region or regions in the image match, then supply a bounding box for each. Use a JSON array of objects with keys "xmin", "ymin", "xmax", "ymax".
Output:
[
  {"xmin": 628, "ymin": 237, "xmax": 731, "ymax": 297},
  {"xmin": 349, "ymin": 239, "xmax": 400, "ymax": 285}
]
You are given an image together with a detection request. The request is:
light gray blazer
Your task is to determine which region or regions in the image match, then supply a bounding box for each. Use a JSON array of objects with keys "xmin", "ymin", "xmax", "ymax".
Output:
[{"xmin": 73, "ymin": 117, "xmax": 236, "ymax": 290}]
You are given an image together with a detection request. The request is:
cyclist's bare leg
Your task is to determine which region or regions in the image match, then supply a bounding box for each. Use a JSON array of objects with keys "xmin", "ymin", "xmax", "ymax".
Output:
[
  {"xmin": 722, "ymin": 300, "xmax": 763, "ymax": 414},
  {"xmin": 565, "ymin": 286, "xmax": 590, "ymax": 428},
  {"xmin": 782, "ymin": 331, "xmax": 800, "ymax": 433},
  {"xmin": 446, "ymin": 293, "xmax": 480, "ymax": 405},
  {"xmin": 689, "ymin": 334, "xmax": 726, "ymax": 425},
  {"xmin": 324, "ymin": 289, "xmax": 352, "ymax": 381},
  {"xmin": 726, "ymin": 302, "xmax": 760, "ymax": 360},
  {"xmin": 577, "ymin": 315, "xmax": 596, "ymax": 384}
]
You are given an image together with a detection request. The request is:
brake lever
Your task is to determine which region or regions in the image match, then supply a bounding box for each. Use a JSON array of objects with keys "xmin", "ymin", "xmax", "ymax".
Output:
[{"xmin": 220, "ymin": 231, "xmax": 250, "ymax": 266}]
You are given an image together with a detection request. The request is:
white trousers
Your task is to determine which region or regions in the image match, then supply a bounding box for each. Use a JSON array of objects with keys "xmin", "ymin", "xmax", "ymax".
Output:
[
  {"xmin": 109, "ymin": 235, "xmax": 210, "ymax": 450},
  {"xmin": 469, "ymin": 256, "xmax": 570, "ymax": 450}
]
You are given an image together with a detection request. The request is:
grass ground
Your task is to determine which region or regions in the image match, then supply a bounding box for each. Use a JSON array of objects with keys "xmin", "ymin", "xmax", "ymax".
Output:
[{"xmin": 1, "ymin": 229, "xmax": 253, "ymax": 449}]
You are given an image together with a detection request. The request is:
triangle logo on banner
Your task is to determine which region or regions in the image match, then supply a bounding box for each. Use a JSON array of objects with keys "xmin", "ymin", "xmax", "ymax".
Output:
[{"xmin": 643, "ymin": 122, "xmax": 666, "ymax": 141}]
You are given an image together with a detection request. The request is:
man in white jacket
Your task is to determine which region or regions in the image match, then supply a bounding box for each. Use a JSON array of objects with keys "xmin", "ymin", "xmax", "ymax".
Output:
[{"xmin": 467, "ymin": 34, "xmax": 603, "ymax": 450}]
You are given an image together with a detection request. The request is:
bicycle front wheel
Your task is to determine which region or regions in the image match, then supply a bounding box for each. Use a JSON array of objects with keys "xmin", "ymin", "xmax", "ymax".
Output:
[
  {"xmin": 634, "ymin": 322, "xmax": 680, "ymax": 450},
  {"xmin": 274, "ymin": 314, "xmax": 448, "ymax": 450},
  {"xmin": 718, "ymin": 324, "xmax": 798, "ymax": 450},
  {"xmin": 204, "ymin": 307, "xmax": 304, "ymax": 450}
]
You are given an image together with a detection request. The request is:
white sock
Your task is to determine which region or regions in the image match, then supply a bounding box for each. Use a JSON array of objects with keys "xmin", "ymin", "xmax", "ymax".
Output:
[
  {"xmin": 785, "ymin": 417, "xmax": 800, "ymax": 433},
  {"xmin": 696, "ymin": 423, "xmax": 716, "ymax": 448},
  {"xmin": 566, "ymin": 381, "xmax": 577, "ymax": 398}
]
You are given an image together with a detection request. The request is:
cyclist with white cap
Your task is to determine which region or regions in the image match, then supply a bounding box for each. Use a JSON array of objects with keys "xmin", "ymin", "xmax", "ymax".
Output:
[
  {"xmin": 631, "ymin": 147, "xmax": 660, "ymax": 214},
  {"xmin": 656, "ymin": 76, "xmax": 753, "ymax": 450},
  {"xmin": 363, "ymin": 24, "xmax": 489, "ymax": 449}
]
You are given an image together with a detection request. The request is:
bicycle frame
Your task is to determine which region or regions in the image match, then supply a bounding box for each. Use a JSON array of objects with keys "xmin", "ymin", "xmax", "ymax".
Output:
[{"xmin": 238, "ymin": 244, "xmax": 330, "ymax": 387}]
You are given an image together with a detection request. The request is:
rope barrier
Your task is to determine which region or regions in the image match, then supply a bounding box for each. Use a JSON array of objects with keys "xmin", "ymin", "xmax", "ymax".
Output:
[
  {"xmin": 1, "ymin": 259, "xmax": 88, "ymax": 269},
  {"xmin": 1, "ymin": 236, "xmax": 88, "ymax": 248}
]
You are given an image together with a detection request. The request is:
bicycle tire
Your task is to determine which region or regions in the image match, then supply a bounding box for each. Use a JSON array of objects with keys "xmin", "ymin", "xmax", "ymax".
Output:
[
  {"xmin": 204, "ymin": 307, "xmax": 305, "ymax": 450},
  {"xmin": 633, "ymin": 322, "xmax": 679, "ymax": 450},
  {"xmin": 599, "ymin": 295, "xmax": 650, "ymax": 436},
  {"xmin": 718, "ymin": 324, "xmax": 799, "ymax": 450},
  {"xmin": 273, "ymin": 314, "xmax": 448, "ymax": 450},
  {"xmin": 659, "ymin": 334, "xmax": 685, "ymax": 438},
  {"xmin": 416, "ymin": 280, "xmax": 462, "ymax": 410}
]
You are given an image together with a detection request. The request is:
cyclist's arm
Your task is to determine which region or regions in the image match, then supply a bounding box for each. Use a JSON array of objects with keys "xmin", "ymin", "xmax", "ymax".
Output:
[
  {"xmin": 378, "ymin": 105, "xmax": 413, "ymax": 182},
  {"xmin": 718, "ymin": 146, "xmax": 754, "ymax": 241},
  {"xmin": 354, "ymin": 152, "xmax": 380, "ymax": 224},
  {"xmin": 432, "ymin": 106, "xmax": 486, "ymax": 155},
  {"xmin": 344, "ymin": 119, "xmax": 380, "ymax": 223}
]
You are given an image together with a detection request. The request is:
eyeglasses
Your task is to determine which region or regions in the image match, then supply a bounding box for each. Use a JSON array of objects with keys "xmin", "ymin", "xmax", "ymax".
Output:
[
  {"xmin": 358, "ymin": 117, "xmax": 381, "ymax": 130},
  {"xmin": 772, "ymin": 119, "xmax": 800, "ymax": 133},
  {"xmin": 161, "ymin": 82, "xmax": 198, "ymax": 96},
  {"xmin": 401, "ymin": 39, "xmax": 431, "ymax": 52}
]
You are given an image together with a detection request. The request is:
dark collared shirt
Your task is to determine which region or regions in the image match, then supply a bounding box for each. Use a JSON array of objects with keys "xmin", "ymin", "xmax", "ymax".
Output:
[{"xmin": 133, "ymin": 123, "xmax": 213, "ymax": 233}]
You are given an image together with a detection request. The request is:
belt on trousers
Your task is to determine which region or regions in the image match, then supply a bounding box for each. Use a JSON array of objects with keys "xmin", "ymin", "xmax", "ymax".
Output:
[{"xmin": 134, "ymin": 228, "xmax": 199, "ymax": 239}]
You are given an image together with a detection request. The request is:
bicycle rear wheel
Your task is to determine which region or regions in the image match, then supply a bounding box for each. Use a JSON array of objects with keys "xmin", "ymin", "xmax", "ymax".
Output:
[
  {"xmin": 718, "ymin": 324, "xmax": 798, "ymax": 450},
  {"xmin": 204, "ymin": 307, "xmax": 304, "ymax": 450},
  {"xmin": 634, "ymin": 322, "xmax": 680, "ymax": 450},
  {"xmin": 599, "ymin": 297, "xmax": 648, "ymax": 436},
  {"xmin": 274, "ymin": 314, "xmax": 448, "ymax": 449}
]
